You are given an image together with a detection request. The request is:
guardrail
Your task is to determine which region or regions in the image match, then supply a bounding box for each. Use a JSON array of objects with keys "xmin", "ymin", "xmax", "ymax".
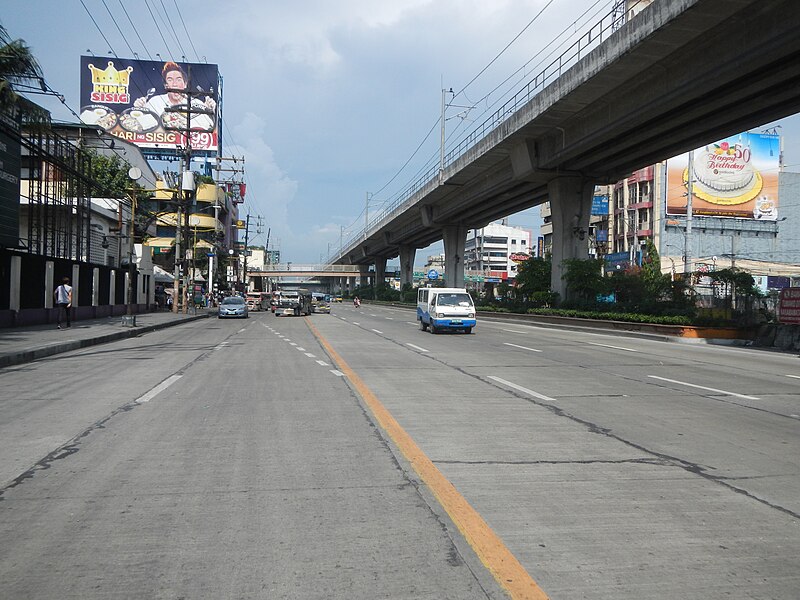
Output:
[
  {"xmin": 328, "ymin": 0, "xmax": 643, "ymax": 263},
  {"xmin": 250, "ymin": 264, "xmax": 363, "ymax": 273}
]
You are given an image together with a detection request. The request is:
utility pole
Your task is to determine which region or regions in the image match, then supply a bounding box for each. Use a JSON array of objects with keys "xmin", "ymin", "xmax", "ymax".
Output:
[
  {"xmin": 684, "ymin": 150, "xmax": 694, "ymax": 275},
  {"xmin": 241, "ymin": 214, "xmax": 251, "ymax": 291},
  {"xmin": 439, "ymin": 87, "xmax": 452, "ymax": 183},
  {"xmin": 365, "ymin": 191, "xmax": 370, "ymax": 239},
  {"xmin": 162, "ymin": 68, "xmax": 212, "ymax": 312}
]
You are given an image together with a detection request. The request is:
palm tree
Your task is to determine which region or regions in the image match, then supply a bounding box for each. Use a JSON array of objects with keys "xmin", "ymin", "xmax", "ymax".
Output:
[{"xmin": 0, "ymin": 23, "xmax": 45, "ymax": 119}]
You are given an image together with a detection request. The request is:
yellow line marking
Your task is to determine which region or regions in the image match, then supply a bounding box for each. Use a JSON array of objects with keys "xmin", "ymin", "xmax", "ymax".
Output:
[{"xmin": 306, "ymin": 318, "xmax": 550, "ymax": 600}]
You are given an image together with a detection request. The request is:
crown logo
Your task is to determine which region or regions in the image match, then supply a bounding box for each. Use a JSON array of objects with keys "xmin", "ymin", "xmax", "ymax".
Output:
[{"xmin": 87, "ymin": 61, "xmax": 133, "ymax": 86}]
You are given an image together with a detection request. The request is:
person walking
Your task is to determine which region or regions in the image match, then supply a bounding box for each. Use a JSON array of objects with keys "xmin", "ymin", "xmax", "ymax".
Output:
[{"xmin": 54, "ymin": 277, "xmax": 73, "ymax": 329}]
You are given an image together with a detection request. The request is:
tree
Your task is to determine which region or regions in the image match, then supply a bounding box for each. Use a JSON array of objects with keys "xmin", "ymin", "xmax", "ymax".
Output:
[
  {"xmin": 0, "ymin": 24, "xmax": 48, "ymax": 124},
  {"xmin": 562, "ymin": 257, "xmax": 608, "ymax": 305},
  {"xmin": 514, "ymin": 256, "xmax": 551, "ymax": 296},
  {"xmin": 514, "ymin": 256, "xmax": 558, "ymax": 306},
  {"xmin": 86, "ymin": 150, "xmax": 133, "ymax": 198}
]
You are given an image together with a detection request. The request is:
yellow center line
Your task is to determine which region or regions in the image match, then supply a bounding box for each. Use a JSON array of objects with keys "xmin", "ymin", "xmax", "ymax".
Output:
[{"xmin": 306, "ymin": 318, "xmax": 550, "ymax": 600}]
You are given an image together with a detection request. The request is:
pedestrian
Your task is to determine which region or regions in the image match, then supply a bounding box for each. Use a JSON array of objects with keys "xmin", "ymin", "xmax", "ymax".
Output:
[{"xmin": 54, "ymin": 277, "xmax": 72, "ymax": 329}]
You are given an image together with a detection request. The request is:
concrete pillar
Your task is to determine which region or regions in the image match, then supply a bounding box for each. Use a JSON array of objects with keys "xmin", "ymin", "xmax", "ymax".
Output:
[
  {"xmin": 374, "ymin": 257, "xmax": 387, "ymax": 287},
  {"xmin": 548, "ymin": 176, "xmax": 594, "ymax": 301},
  {"xmin": 347, "ymin": 276, "xmax": 355, "ymax": 292},
  {"xmin": 72, "ymin": 264, "xmax": 80, "ymax": 307},
  {"xmin": 10, "ymin": 255, "xmax": 22, "ymax": 312},
  {"xmin": 442, "ymin": 224, "xmax": 467, "ymax": 288},
  {"xmin": 399, "ymin": 245, "xmax": 416, "ymax": 287},
  {"xmin": 92, "ymin": 267, "xmax": 100, "ymax": 306},
  {"xmin": 45, "ymin": 261, "xmax": 54, "ymax": 308}
]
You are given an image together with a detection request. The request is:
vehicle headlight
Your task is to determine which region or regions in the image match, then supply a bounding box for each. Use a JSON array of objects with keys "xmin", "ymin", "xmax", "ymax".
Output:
[
  {"xmin": 437, "ymin": 312, "xmax": 445, "ymax": 318},
  {"xmin": 468, "ymin": 313, "xmax": 474, "ymax": 318}
]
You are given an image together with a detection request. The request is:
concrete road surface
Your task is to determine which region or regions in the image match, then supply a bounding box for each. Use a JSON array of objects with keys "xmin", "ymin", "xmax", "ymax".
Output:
[{"xmin": 1, "ymin": 305, "xmax": 798, "ymax": 599}]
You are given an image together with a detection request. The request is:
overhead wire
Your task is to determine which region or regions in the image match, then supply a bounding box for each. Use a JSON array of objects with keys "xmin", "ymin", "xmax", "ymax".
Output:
[
  {"xmin": 79, "ymin": 0, "xmax": 118, "ymax": 57},
  {"xmin": 101, "ymin": 0, "xmax": 137, "ymax": 57},
  {"xmin": 143, "ymin": 0, "xmax": 175, "ymax": 60},
  {"xmin": 118, "ymin": 0, "xmax": 154, "ymax": 60},
  {"xmin": 375, "ymin": 0, "xmax": 620, "ymax": 220},
  {"xmin": 173, "ymin": 0, "xmax": 201, "ymax": 62},
  {"xmin": 156, "ymin": 0, "xmax": 188, "ymax": 59},
  {"xmin": 369, "ymin": 0, "xmax": 569, "ymax": 215}
]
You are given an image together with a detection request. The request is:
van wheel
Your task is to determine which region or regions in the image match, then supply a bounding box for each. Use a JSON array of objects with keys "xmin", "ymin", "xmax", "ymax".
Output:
[
  {"xmin": 419, "ymin": 320, "xmax": 428, "ymax": 332},
  {"xmin": 465, "ymin": 327, "xmax": 473, "ymax": 334},
  {"xmin": 429, "ymin": 324, "xmax": 437, "ymax": 334}
]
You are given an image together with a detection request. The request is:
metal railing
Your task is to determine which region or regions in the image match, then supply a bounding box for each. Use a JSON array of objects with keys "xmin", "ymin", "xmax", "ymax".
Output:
[
  {"xmin": 251, "ymin": 263, "xmax": 362, "ymax": 273},
  {"xmin": 330, "ymin": 0, "xmax": 647, "ymax": 263}
]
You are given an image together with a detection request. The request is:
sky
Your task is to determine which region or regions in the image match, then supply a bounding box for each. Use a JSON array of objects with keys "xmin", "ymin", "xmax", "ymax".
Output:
[{"xmin": 4, "ymin": 0, "xmax": 800, "ymax": 265}]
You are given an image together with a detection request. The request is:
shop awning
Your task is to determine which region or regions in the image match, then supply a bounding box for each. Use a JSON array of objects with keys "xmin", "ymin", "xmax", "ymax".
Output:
[{"xmin": 145, "ymin": 236, "xmax": 175, "ymax": 247}]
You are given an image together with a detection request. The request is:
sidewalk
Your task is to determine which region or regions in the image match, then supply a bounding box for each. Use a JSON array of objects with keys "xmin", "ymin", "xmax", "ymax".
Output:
[{"xmin": 0, "ymin": 310, "xmax": 215, "ymax": 369}]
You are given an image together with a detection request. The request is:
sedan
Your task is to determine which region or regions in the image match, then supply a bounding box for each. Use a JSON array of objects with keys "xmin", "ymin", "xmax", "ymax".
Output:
[{"xmin": 218, "ymin": 296, "xmax": 249, "ymax": 319}]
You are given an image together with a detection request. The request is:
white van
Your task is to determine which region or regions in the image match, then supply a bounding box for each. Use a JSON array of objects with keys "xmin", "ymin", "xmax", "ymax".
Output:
[{"xmin": 417, "ymin": 287, "xmax": 476, "ymax": 334}]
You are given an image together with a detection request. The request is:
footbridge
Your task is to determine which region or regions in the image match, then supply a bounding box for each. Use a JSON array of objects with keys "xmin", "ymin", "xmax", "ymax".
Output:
[
  {"xmin": 248, "ymin": 264, "xmax": 365, "ymax": 290},
  {"xmin": 328, "ymin": 0, "xmax": 800, "ymax": 298}
]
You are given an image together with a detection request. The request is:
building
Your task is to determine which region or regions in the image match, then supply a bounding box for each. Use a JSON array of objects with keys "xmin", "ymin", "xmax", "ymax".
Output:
[
  {"xmin": 465, "ymin": 221, "xmax": 533, "ymax": 280},
  {"xmin": 541, "ymin": 130, "xmax": 800, "ymax": 287}
]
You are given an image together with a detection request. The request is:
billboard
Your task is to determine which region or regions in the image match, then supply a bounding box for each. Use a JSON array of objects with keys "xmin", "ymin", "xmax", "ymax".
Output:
[
  {"xmin": 79, "ymin": 56, "xmax": 219, "ymax": 152},
  {"xmin": 667, "ymin": 132, "xmax": 780, "ymax": 219}
]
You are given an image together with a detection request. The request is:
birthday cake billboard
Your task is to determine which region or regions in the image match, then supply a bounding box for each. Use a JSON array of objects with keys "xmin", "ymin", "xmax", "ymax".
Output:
[
  {"xmin": 79, "ymin": 56, "xmax": 219, "ymax": 153},
  {"xmin": 666, "ymin": 132, "xmax": 780, "ymax": 220}
]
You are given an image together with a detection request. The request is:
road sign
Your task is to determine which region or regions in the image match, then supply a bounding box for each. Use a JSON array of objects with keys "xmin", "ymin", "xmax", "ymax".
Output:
[{"xmin": 427, "ymin": 269, "xmax": 439, "ymax": 280}]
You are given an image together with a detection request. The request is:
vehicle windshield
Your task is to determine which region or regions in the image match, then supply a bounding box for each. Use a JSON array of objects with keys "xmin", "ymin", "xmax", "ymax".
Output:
[
  {"xmin": 282, "ymin": 292, "xmax": 299, "ymax": 298},
  {"xmin": 435, "ymin": 293, "xmax": 473, "ymax": 307},
  {"xmin": 222, "ymin": 297, "xmax": 245, "ymax": 305}
]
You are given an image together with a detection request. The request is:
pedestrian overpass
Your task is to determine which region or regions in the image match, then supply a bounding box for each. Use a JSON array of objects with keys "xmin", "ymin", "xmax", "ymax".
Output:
[{"xmin": 247, "ymin": 264, "xmax": 365, "ymax": 291}]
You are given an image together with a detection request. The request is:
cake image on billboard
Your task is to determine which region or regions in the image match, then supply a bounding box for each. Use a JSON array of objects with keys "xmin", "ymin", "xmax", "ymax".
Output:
[{"xmin": 686, "ymin": 140, "xmax": 762, "ymax": 205}]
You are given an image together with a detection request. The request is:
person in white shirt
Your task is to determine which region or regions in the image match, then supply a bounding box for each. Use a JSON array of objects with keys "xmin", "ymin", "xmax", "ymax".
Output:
[
  {"xmin": 54, "ymin": 277, "xmax": 72, "ymax": 329},
  {"xmin": 132, "ymin": 61, "xmax": 216, "ymax": 123}
]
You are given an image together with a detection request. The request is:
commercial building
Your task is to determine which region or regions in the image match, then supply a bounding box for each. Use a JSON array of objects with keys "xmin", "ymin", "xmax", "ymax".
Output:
[
  {"xmin": 464, "ymin": 221, "xmax": 533, "ymax": 280},
  {"xmin": 541, "ymin": 130, "xmax": 800, "ymax": 286}
]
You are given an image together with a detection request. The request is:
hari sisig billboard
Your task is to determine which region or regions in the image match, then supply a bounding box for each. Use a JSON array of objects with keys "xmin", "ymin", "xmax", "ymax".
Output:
[
  {"xmin": 666, "ymin": 132, "xmax": 780, "ymax": 220},
  {"xmin": 79, "ymin": 56, "xmax": 219, "ymax": 152}
]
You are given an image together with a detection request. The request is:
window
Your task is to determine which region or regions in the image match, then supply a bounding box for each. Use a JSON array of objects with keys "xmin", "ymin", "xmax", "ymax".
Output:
[{"xmin": 521, "ymin": 240, "xmax": 526, "ymax": 246}]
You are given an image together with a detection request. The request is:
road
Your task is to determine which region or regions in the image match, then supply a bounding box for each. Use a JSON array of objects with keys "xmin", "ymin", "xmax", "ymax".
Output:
[{"xmin": 1, "ymin": 304, "xmax": 798, "ymax": 599}]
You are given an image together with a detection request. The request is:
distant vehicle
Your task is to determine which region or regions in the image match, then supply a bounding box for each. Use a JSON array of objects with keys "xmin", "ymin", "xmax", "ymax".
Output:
[
  {"xmin": 417, "ymin": 287, "xmax": 475, "ymax": 334},
  {"xmin": 311, "ymin": 293, "xmax": 330, "ymax": 314},
  {"xmin": 218, "ymin": 296, "xmax": 249, "ymax": 319},
  {"xmin": 275, "ymin": 289, "xmax": 313, "ymax": 316},
  {"xmin": 334, "ymin": 295, "xmax": 343, "ymax": 303},
  {"xmin": 246, "ymin": 292, "xmax": 269, "ymax": 311}
]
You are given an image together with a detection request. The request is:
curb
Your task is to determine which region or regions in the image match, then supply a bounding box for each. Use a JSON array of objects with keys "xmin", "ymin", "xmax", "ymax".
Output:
[{"xmin": 0, "ymin": 313, "xmax": 211, "ymax": 370}]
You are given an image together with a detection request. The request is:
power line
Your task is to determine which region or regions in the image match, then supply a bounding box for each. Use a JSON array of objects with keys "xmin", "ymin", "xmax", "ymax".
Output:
[
  {"xmin": 101, "ymin": 0, "xmax": 136, "ymax": 57},
  {"xmin": 173, "ymin": 0, "xmax": 201, "ymax": 62},
  {"xmin": 143, "ymin": 0, "xmax": 175, "ymax": 60},
  {"xmin": 118, "ymin": 0, "xmax": 154, "ymax": 60},
  {"xmin": 79, "ymin": 0, "xmax": 118, "ymax": 57},
  {"xmin": 453, "ymin": 0, "xmax": 555, "ymax": 102},
  {"xmin": 156, "ymin": 0, "xmax": 188, "ymax": 59}
]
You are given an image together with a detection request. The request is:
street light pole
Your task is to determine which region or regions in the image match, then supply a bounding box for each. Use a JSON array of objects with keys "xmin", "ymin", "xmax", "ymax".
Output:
[
  {"xmin": 123, "ymin": 166, "xmax": 143, "ymax": 326},
  {"xmin": 127, "ymin": 190, "xmax": 137, "ymax": 321}
]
